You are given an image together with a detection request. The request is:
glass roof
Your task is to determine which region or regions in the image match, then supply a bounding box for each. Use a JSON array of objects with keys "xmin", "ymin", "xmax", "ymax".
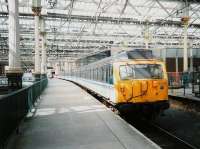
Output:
[{"xmin": 1, "ymin": 0, "xmax": 200, "ymax": 64}]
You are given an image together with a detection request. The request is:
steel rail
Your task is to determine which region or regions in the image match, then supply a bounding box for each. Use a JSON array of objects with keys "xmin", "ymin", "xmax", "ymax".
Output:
[{"xmin": 150, "ymin": 123, "xmax": 198, "ymax": 149}]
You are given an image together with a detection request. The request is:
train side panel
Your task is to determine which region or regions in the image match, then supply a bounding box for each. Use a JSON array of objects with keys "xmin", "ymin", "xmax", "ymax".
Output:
[{"xmin": 66, "ymin": 77, "xmax": 117, "ymax": 103}]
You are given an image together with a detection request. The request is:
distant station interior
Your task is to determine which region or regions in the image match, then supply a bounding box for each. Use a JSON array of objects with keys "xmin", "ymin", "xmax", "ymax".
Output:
[{"xmin": 1, "ymin": 0, "xmax": 200, "ymax": 149}]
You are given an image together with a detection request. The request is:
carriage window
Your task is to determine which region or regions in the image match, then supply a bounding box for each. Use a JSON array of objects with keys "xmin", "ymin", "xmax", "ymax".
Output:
[
  {"xmin": 120, "ymin": 64, "xmax": 163, "ymax": 80},
  {"xmin": 109, "ymin": 65, "xmax": 113, "ymax": 84},
  {"xmin": 95, "ymin": 69, "xmax": 98, "ymax": 80}
]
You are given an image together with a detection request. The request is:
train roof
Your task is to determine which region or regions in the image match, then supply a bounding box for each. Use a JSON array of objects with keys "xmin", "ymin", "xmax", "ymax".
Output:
[
  {"xmin": 77, "ymin": 49, "xmax": 162, "ymax": 70},
  {"xmin": 114, "ymin": 49, "xmax": 154, "ymax": 60}
]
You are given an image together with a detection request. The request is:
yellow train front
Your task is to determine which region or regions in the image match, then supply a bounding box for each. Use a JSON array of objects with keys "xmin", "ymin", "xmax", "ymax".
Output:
[
  {"xmin": 67, "ymin": 49, "xmax": 169, "ymax": 118},
  {"xmin": 113, "ymin": 59, "xmax": 169, "ymax": 117}
]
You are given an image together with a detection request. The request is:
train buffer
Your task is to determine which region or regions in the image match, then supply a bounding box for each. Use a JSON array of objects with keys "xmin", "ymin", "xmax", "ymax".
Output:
[{"xmin": 7, "ymin": 79, "xmax": 161, "ymax": 149}]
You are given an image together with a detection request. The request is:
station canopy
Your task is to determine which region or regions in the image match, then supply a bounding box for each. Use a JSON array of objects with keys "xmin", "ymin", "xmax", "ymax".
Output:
[{"xmin": 0, "ymin": 0, "xmax": 200, "ymax": 66}]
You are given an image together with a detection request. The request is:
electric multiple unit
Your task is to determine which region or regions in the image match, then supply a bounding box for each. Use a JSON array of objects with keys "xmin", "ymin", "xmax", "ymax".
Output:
[{"xmin": 66, "ymin": 49, "xmax": 169, "ymax": 117}]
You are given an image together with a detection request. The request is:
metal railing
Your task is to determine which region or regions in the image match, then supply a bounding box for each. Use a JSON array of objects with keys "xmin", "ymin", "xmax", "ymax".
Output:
[
  {"xmin": 168, "ymin": 72, "xmax": 200, "ymax": 97},
  {"xmin": 0, "ymin": 76, "xmax": 8, "ymax": 87},
  {"xmin": 168, "ymin": 72, "xmax": 188, "ymax": 88},
  {"xmin": 192, "ymin": 72, "xmax": 200, "ymax": 97},
  {"xmin": 0, "ymin": 78, "xmax": 48, "ymax": 147}
]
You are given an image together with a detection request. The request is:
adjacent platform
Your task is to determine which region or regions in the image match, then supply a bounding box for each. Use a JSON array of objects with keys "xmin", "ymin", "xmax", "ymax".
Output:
[
  {"xmin": 8, "ymin": 79, "xmax": 160, "ymax": 149},
  {"xmin": 169, "ymin": 88, "xmax": 200, "ymax": 101}
]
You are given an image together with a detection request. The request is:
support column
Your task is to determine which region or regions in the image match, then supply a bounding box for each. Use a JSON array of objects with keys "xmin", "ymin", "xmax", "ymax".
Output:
[
  {"xmin": 144, "ymin": 20, "xmax": 150, "ymax": 50},
  {"xmin": 32, "ymin": 0, "xmax": 42, "ymax": 81},
  {"xmin": 175, "ymin": 49, "xmax": 179, "ymax": 73},
  {"xmin": 181, "ymin": 2, "xmax": 190, "ymax": 72},
  {"xmin": 163, "ymin": 48, "xmax": 167, "ymax": 64},
  {"xmin": 6, "ymin": 0, "xmax": 23, "ymax": 90},
  {"xmin": 64, "ymin": 62, "xmax": 68, "ymax": 76},
  {"xmin": 40, "ymin": 18, "xmax": 47, "ymax": 78},
  {"xmin": 183, "ymin": 23, "xmax": 188, "ymax": 72},
  {"xmin": 190, "ymin": 46, "xmax": 193, "ymax": 72}
]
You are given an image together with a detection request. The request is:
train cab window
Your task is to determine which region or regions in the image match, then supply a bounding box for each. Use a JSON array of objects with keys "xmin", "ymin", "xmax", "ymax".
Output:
[
  {"xmin": 134, "ymin": 64, "xmax": 163, "ymax": 79},
  {"xmin": 153, "ymin": 65, "xmax": 163, "ymax": 79},
  {"xmin": 119, "ymin": 64, "xmax": 163, "ymax": 80},
  {"xmin": 120, "ymin": 65, "xmax": 135, "ymax": 80}
]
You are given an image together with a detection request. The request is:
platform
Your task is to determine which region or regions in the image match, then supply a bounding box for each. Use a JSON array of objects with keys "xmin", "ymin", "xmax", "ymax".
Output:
[
  {"xmin": 169, "ymin": 88, "xmax": 200, "ymax": 101},
  {"xmin": 8, "ymin": 79, "xmax": 160, "ymax": 149}
]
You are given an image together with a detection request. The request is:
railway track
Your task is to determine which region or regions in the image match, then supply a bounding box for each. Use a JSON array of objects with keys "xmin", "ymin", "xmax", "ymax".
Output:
[
  {"xmin": 128, "ymin": 119, "xmax": 197, "ymax": 149},
  {"xmin": 169, "ymin": 95, "xmax": 200, "ymax": 114},
  {"xmin": 62, "ymin": 79, "xmax": 198, "ymax": 149}
]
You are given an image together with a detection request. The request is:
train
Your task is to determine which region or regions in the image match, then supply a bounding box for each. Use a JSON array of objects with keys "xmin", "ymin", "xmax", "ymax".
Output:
[{"xmin": 65, "ymin": 49, "xmax": 169, "ymax": 118}]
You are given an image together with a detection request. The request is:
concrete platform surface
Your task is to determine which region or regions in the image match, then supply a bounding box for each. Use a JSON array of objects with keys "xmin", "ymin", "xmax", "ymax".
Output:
[{"xmin": 8, "ymin": 79, "xmax": 160, "ymax": 149}]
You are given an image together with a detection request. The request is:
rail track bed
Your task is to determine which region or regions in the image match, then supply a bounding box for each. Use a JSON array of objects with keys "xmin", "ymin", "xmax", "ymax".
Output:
[
  {"xmin": 169, "ymin": 95, "xmax": 200, "ymax": 114},
  {"xmin": 153, "ymin": 108, "xmax": 200, "ymax": 149},
  {"xmin": 126, "ymin": 118, "xmax": 197, "ymax": 149},
  {"xmin": 126, "ymin": 101, "xmax": 200, "ymax": 149}
]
